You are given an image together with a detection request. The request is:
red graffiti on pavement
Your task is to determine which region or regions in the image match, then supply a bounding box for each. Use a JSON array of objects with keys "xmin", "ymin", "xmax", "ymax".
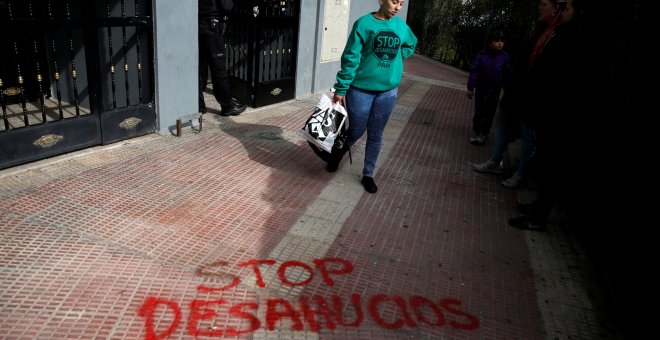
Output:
[{"xmin": 138, "ymin": 258, "xmax": 479, "ymax": 339}]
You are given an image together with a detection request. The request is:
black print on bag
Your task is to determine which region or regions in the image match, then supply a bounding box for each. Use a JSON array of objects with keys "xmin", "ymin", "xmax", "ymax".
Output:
[
  {"xmin": 297, "ymin": 94, "xmax": 348, "ymax": 153},
  {"xmin": 305, "ymin": 105, "xmax": 345, "ymax": 142}
]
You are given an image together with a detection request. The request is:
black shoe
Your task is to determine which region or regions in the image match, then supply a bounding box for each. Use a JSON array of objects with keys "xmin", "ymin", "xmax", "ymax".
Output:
[
  {"xmin": 361, "ymin": 176, "xmax": 378, "ymax": 193},
  {"xmin": 326, "ymin": 144, "xmax": 348, "ymax": 172},
  {"xmin": 508, "ymin": 215, "xmax": 546, "ymax": 231},
  {"xmin": 219, "ymin": 102, "xmax": 247, "ymax": 116}
]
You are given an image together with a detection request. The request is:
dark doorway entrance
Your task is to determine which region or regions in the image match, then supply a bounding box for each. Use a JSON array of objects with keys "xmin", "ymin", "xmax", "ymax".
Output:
[
  {"xmin": 225, "ymin": 0, "xmax": 300, "ymax": 108},
  {"xmin": 0, "ymin": 0, "xmax": 154, "ymax": 170}
]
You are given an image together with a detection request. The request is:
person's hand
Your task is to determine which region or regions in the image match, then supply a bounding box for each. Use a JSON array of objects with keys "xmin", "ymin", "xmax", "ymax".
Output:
[
  {"xmin": 332, "ymin": 93, "xmax": 346, "ymax": 106},
  {"xmin": 466, "ymin": 90, "xmax": 474, "ymax": 100}
]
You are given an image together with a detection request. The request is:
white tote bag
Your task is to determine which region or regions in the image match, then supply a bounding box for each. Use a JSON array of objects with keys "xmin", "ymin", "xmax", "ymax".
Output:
[{"xmin": 297, "ymin": 93, "xmax": 348, "ymax": 153}]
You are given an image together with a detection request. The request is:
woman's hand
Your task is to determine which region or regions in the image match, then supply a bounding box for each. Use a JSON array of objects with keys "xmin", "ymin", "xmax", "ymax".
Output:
[{"xmin": 332, "ymin": 93, "xmax": 346, "ymax": 106}]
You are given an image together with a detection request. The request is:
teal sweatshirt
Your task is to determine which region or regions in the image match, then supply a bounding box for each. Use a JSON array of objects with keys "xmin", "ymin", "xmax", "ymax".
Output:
[{"xmin": 333, "ymin": 13, "xmax": 418, "ymax": 96}]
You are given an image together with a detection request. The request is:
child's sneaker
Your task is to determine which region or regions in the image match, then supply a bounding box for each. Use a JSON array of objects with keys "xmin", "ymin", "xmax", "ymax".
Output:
[
  {"xmin": 469, "ymin": 133, "xmax": 480, "ymax": 145},
  {"xmin": 476, "ymin": 134, "xmax": 487, "ymax": 145},
  {"xmin": 509, "ymin": 215, "xmax": 546, "ymax": 231},
  {"xmin": 473, "ymin": 159, "xmax": 504, "ymax": 174}
]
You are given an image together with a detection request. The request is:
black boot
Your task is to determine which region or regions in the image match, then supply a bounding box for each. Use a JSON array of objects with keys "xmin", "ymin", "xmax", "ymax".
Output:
[
  {"xmin": 220, "ymin": 102, "xmax": 247, "ymax": 116},
  {"xmin": 326, "ymin": 145, "xmax": 348, "ymax": 172},
  {"xmin": 361, "ymin": 176, "xmax": 378, "ymax": 193},
  {"xmin": 326, "ymin": 130, "xmax": 351, "ymax": 172}
]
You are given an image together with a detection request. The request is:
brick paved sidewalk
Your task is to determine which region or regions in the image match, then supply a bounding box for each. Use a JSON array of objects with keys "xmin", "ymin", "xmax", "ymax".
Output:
[{"xmin": 0, "ymin": 54, "xmax": 619, "ymax": 339}]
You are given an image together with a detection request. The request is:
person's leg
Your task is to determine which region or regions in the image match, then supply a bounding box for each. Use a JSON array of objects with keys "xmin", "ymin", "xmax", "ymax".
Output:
[
  {"xmin": 198, "ymin": 33, "xmax": 211, "ymax": 112},
  {"xmin": 362, "ymin": 88, "xmax": 398, "ymax": 177},
  {"xmin": 473, "ymin": 102, "xmax": 509, "ymax": 174},
  {"xmin": 529, "ymin": 179, "xmax": 554, "ymax": 225},
  {"xmin": 470, "ymin": 89, "xmax": 486, "ymax": 144},
  {"xmin": 472, "ymin": 92, "xmax": 484, "ymax": 135},
  {"xmin": 326, "ymin": 87, "xmax": 373, "ymax": 172},
  {"xmin": 501, "ymin": 118, "xmax": 535, "ymax": 189},
  {"xmin": 481, "ymin": 90, "xmax": 500, "ymax": 136},
  {"xmin": 345, "ymin": 87, "xmax": 374, "ymax": 148},
  {"xmin": 516, "ymin": 119, "xmax": 535, "ymax": 178},
  {"xmin": 490, "ymin": 108, "xmax": 510, "ymax": 162},
  {"xmin": 510, "ymin": 130, "xmax": 555, "ymax": 229},
  {"xmin": 206, "ymin": 34, "xmax": 232, "ymax": 108}
]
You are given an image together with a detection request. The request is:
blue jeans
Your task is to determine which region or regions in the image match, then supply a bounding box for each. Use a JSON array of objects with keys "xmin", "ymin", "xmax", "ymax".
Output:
[
  {"xmin": 345, "ymin": 86, "xmax": 398, "ymax": 177},
  {"xmin": 491, "ymin": 109, "xmax": 535, "ymax": 177}
]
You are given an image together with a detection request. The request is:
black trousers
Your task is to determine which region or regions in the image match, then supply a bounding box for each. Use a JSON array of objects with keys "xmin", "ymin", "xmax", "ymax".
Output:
[
  {"xmin": 199, "ymin": 20, "xmax": 231, "ymax": 110},
  {"xmin": 472, "ymin": 88, "xmax": 501, "ymax": 136},
  {"xmin": 530, "ymin": 128, "xmax": 577, "ymax": 223}
]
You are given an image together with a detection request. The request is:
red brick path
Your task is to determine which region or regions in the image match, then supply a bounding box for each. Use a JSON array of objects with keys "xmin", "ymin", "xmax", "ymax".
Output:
[{"xmin": 0, "ymin": 54, "xmax": 564, "ymax": 339}]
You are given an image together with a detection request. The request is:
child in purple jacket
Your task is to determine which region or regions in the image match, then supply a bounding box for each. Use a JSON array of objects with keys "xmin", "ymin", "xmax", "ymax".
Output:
[{"xmin": 466, "ymin": 31, "xmax": 510, "ymax": 145}]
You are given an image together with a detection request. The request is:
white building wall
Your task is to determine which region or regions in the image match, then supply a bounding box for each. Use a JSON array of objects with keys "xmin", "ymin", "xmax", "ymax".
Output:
[{"xmin": 153, "ymin": 0, "xmax": 198, "ymax": 135}]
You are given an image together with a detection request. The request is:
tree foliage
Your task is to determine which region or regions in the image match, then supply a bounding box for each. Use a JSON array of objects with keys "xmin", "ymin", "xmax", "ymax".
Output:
[{"xmin": 408, "ymin": 0, "xmax": 539, "ymax": 69}]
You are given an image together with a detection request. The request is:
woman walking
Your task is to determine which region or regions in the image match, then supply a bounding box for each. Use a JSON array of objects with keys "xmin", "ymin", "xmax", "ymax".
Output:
[{"xmin": 326, "ymin": 0, "xmax": 418, "ymax": 194}]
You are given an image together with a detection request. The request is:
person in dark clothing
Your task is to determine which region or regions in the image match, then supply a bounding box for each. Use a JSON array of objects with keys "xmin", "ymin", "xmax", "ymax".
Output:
[
  {"xmin": 198, "ymin": 0, "xmax": 246, "ymax": 116},
  {"xmin": 509, "ymin": 0, "xmax": 586, "ymax": 230},
  {"xmin": 472, "ymin": 30, "xmax": 536, "ymax": 190},
  {"xmin": 466, "ymin": 30, "xmax": 510, "ymax": 146}
]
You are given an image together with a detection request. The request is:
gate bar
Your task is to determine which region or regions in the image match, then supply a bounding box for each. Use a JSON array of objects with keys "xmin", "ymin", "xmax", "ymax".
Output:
[{"xmin": 47, "ymin": 0, "xmax": 65, "ymax": 119}]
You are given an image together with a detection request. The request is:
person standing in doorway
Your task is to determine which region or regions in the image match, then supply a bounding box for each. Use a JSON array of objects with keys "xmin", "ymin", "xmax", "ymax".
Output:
[
  {"xmin": 466, "ymin": 30, "xmax": 510, "ymax": 146},
  {"xmin": 326, "ymin": 0, "xmax": 417, "ymax": 194},
  {"xmin": 198, "ymin": 0, "xmax": 246, "ymax": 116}
]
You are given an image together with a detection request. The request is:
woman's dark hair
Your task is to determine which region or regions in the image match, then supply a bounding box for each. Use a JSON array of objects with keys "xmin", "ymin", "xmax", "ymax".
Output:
[{"xmin": 571, "ymin": 0, "xmax": 584, "ymax": 19}]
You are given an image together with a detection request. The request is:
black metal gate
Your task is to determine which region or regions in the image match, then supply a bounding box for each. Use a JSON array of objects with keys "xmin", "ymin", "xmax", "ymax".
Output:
[
  {"xmin": 227, "ymin": 0, "xmax": 299, "ymax": 108},
  {"xmin": 0, "ymin": 0, "xmax": 154, "ymax": 170}
]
